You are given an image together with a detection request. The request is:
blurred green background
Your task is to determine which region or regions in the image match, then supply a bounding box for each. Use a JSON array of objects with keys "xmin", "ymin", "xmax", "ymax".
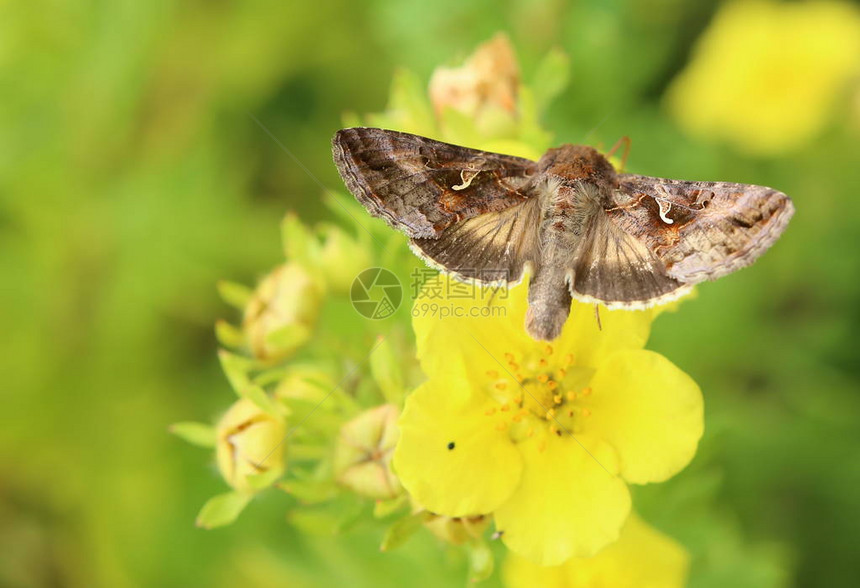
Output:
[{"xmin": 1, "ymin": 1, "xmax": 859, "ymax": 586}]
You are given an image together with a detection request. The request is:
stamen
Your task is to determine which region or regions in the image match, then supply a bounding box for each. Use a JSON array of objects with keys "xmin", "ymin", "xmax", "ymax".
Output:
[
  {"xmin": 545, "ymin": 408, "xmax": 556, "ymax": 419},
  {"xmin": 564, "ymin": 354, "xmax": 575, "ymax": 366},
  {"xmin": 537, "ymin": 374, "xmax": 549, "ymax": 384},
  {"xmin": 557, "ymin": 368, "xmax": 567, "ymax": 378},
  {"xmin": 553, "ymin": 394, "xmax": 562, "ymax": 405},
  {"xmin": 544, "ymin": 344, "xmax": 553, "ymax": 355},
  {"xmin": 538, "ymin": 358, "xmax": 548, "ymax": 368},
  {"xmin": 500, "ymin": 403, "xmax": 511, "ymax": 412},
  {"xmin": 486, "ymin": 370, "xmax": 499, "ymax": 378},
  {"xmin": 547, "ymin": 380, "xmax": 558, "ymax": 390},
  {"xmin": 581, "ymin": 408, "xmax": 592, "ymax": 418},
  {"xmin": 495, "ymin": 421, "xmax": 508, "ymax": 431},
  {"xmin": 582, "ymin": 387, "xmax": 592, "ymax": 396},
  {"xmin": 484, "ymin": 407, "xmax": 497, "ymax": 416},
  {"xmin": 566, "ymin": 390, "xmax": 577, "ymax": 401},
  {"xmin": 495, "ymin": 382, "xmax": 507, "ymax": 391}
]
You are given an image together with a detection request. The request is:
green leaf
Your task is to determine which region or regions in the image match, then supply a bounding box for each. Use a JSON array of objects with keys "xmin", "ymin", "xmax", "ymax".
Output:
[
  {"xmin": 369, "ymin": 337, "xmax": 404, "ymax": 405},
  {"xmin": 169, "ymin": 421, "xmax": 217, "ymax": 448},
  {"xmin": 244, "ymin": 468, "xmax": 282, "ymax": 491},
  {"xmin": 281, "ymin": 212, "xmax": 317, "ymax": 264},
  {"xmin": 215, "ymin": 320, "xmax": 245, "ymax": 348},
  {"xmin": 380, "ymin": 511, "xmax": 427, "ymax": 552},
  {"xmin": 373, "ymin": 494, "xmax": 409, "ymax": 519},
  {"xmin": 467, "ymin": 539, "xmax": 494, "ymax": 583},
  {"xmin": 531, "ymin": 47, "xmax": 570, "ymax": 115},
  {"xmin": 218, "ymin": 350, "xmax": 254, "ymax": 394},
  {"xmin": 239, "ymin": 383, "xmax": 279, "ymax": 416},
  {"xmin": 216, "ymin": 280, "xmax": 253, "ymax": 309},
  {"xmin": 278, "ymin": 478, "xmax": 339, "ymax": 504},
  {"xmin": 195, "ymin": 491, "xmax": 251, "ymax": 529},
  {"xmin": 265, "ymin": 323, "xmax": 311, "ymax": 355}
]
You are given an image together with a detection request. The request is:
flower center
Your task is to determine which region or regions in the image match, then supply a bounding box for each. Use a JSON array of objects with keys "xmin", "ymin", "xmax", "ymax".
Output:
[{"xmin": 483, "ymin": 344, "xmax": 595, "ymax": 446}]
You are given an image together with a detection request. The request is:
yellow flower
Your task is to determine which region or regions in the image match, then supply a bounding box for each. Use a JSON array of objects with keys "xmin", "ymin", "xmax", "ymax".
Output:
[
  {"xmin": 393, "ymin": 276, "xmax": 703, "ymax": 565},
  {"xmin": 503, "ymin": 513, "xmax": 690, "ymax": 588},
  {"xmin": 666, "ymin": 0, "xmax": 860, "ymax": 156},
  {"xmin": 216, "ymin": 398, "xmax": 286, "ymax": 493},
  {"xmin": 242, "ymin": 262, "xmax": 321, "ymax": 362}
]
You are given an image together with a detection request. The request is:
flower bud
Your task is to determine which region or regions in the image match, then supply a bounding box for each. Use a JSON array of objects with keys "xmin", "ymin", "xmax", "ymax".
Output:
[
  {"xmin": 317, "ymin": 225, "xmax": 372, "ymax": 293},
  {"xmin": 216, "ymin": 398, "xmax": 286, "ymax": 493},
  {"xmin": 333, "ymin": 404, "xmax": 402, "ymax": 499},
  {"xmin": 429, "ymin": 33, "xmax": 519, "ymax": 120},
  {"xmin": 243, "ymin": 262, "xmax": 321, "ymax": 362}
]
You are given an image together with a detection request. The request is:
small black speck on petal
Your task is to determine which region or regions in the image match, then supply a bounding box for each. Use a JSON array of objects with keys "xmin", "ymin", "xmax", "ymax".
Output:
[{"xmin": 447, "ymin": 441, "xmax": 455, "ymax": 450}]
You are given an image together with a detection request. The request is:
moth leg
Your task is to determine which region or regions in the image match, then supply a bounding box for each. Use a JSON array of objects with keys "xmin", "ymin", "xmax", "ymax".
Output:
[
  {"xmin": 594, "ymin": 304, "xmax": 602, "ymax": 331},
  {"xmin": 605, "ymin": 136, "xmax": 631, "ymax": 172}
]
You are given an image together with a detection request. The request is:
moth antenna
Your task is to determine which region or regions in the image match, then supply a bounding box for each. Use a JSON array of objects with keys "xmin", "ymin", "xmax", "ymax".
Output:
[
  {"xmin": 594, "ymin": 304, "xmax": 602, "ymax": 331},
  {"xmin": 606, "ymin": 136, "xmax": 631, "ymax": 172}
]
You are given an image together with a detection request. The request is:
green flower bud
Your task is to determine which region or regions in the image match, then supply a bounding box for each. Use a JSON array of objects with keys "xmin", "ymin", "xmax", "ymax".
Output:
[
  {"xmin": 333, "ymin": 404, "xmax": 402, "ymax": 500},
  {"xmin": 317, "ymin": 224, "xmax": 372, "ymax": 293},
  {"xmin": 243, "ymin": 262, "xmax": 321, "ymax": 362},
  {"xmin": 216, "ymin": 398, "xmax": 286, "ymax": 493}
]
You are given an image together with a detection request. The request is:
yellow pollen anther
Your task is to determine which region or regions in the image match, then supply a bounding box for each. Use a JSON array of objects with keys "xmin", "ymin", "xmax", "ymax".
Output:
[
  {"xmin": 504, "ymin": 353, "xmax": 515, "ymax": 362},
  {"xmin": 513, "ymin": 413, "xmax": 523, "ymax": 423},
  {"xmin": 557, "ymin": 368, "xmax": 567, "ymax": 378},
  {"xmin": 496, "ymin": 421, "xmax": 508, "ymax": 431},
  {"xmin": 538, "ymin": 358, "xmax": 548, "ymax": 368},
  {"xmin": 500, "ymin": 403, "xmax": 511, "ymax": 412},
  {"xmin": 513, "ymin": 394, "xmax": 523, "ymax": 405},
  {"xmin": 545, "ymin": 408, "xmax": 556, "ymax": 419},
  {"xmin": 508, "ymin": 362, "xmax": 519, "ymax": 371},
  {"xmin": 484, "ymin": 407, "xmax": 497, "ymax": 416},
  {"xmin": 495, "ymin": 382, "xmax": 507, "ymax": 391},
  {"xmin": 582, "ymin": 387, "xmax": 593, "ymax": 396},
  {"xmin": 549, "ymin": 424, "xmax": 559, "ymax": 436},
  {"xmin": 486, "ymin": 370, "xmax": 499, "ymax": 378},
  {"xmin": 566, "ymin": 391, "xmax": 577, "ymax": 401},
  {"xmin": 567, "ymin": 409, "xmax": 575, "ymax": 417},
  {"xmin": 515, "ymin": 373, "xmax": 524, "ymax": 381},
  {"xmin": 581, "ymin": 408, "xmax": 592, "ymax": 417},
  {"xmin": 544, "ymin": 344, "xmax": 553, "ymax": 355},
  {"xmin": 564, "ymin": 354, "xmax": 574, "ymax": 366},
  {"xmin": 537, "ymin": 374, "xmax": 549, "ymax": 383},
  {"xmin": 553, "ymin": 394, "xmax": 562, "ymax": 405},
  {"xmin": 547, "ymin": 380, "xmax": 558, "ymax": 390}
]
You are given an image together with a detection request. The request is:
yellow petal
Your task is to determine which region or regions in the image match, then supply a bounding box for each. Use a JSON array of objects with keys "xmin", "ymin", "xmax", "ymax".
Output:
[
  {"xmin": 393, "ymin": 378, "xmax": 523, "ymax": 516},
  {"xmin": 552, "ymin": 300, "xmax": 656, "ymax": 369},
  {"xmin": 494, "ymin": 433, "xmax": 630, "ymax": 566},
  {"xmin": 412, "ymin": 276, "xmax": 532, "ymax": 379},
  {"xmin": 503, "ymin": 513, "xmax": 690, "ymax": 588},
  {"xmin": 585, "ymin": 350, "xmax": 703, "ymax": 485}
]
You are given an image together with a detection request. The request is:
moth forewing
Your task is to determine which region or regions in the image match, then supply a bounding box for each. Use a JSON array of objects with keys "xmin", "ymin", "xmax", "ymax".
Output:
[{"xmin": 333, "ymin": 128, "xmax": 794, "ymax": 341}]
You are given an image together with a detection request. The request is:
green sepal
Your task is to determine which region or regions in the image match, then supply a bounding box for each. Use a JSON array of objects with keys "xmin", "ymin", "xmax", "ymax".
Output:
[
  {"xmin": 380, "ymin": 511, "xmax": 428, "ymax": 552},
  {"xmin": 169, "ymin": 421, "xmax": 216, "ymax": 448},
  {"xmin": 216, "ymin": 280, "xmax": 253, "ymax": 309},
  {"xmin": 196, "ymin": 491, "xmax": 252, "ymax": 529}
]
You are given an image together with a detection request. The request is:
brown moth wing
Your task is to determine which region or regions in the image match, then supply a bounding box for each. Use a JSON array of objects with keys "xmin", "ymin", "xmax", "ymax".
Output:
[
  {"xmin": 332, "ymin": 128, "xmax": 537, "ymax": 238},
  {"xmin": 609, "ymin": 174, "xmax": 794, "ymax": 284},
  {"xmin": 567, "ymin": 185, "xmax": 691, "ymax": 308},
  {"xmin": 410, "ymin": 196, "xmax": 542, "ymax": 284}
]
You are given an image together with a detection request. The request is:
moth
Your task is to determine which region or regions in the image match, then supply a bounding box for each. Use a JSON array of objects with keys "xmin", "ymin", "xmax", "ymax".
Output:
[{"xmin": 332, "ymin": 128, "xmax": 794, "ymax": 341}]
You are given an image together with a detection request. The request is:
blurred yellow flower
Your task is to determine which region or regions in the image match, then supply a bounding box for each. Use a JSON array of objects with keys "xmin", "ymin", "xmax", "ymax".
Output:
[
  {"xmin": 666, "ymin": 0, "xmax": 860, "ymax": 155},
  {"xmin": 393, "ymin": 276, "xmax": 703, "ymax": 565},
  {"xmin": 242, "ymin": 262, "xmax": 321, "ymax": 362},
  {"xmin": 216, "ymin": 398, "xmax": 286, "ymax": 493},
  {"xmin": 503, "ymin": 513, "xmax": 689, "ymax": 588}
]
